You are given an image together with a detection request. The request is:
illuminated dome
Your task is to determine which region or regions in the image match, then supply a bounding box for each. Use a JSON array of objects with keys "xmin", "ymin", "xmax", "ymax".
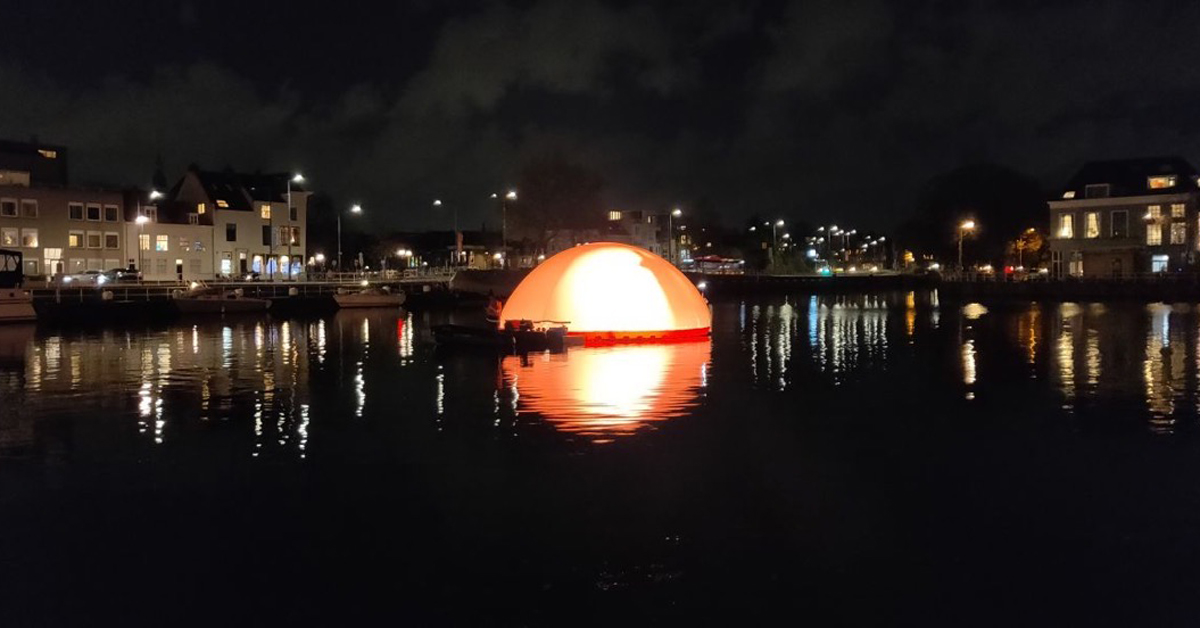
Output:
[{"xmin": 499, "ymin": 242, "xmax": 710, "ymax": 342}]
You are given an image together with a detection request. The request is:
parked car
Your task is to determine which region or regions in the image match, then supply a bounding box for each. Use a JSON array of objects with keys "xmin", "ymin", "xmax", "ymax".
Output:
[
  {"xmin": 61, "ymin": 270, "xmax": 110, "ymax": 286},
  {"xmin": 106, "ymin": 268, "xmax": 142, "ymax": 282}
]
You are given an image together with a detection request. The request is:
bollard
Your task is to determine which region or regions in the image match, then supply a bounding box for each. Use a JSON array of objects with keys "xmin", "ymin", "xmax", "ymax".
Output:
[{"xmin": 288, "ymin": 287, "xmax": 299, "ymax": 297}]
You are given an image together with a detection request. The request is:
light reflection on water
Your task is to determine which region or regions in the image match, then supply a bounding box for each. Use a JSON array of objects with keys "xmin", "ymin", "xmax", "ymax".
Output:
[{"xmin": 8, "ymin": 295, "xmax": 1200, "ymax": 463}]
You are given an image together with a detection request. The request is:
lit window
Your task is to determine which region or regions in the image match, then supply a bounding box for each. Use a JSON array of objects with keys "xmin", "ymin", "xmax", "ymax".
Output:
[
  {"xmin": 1148, "ymin": 175, "xmax": 1177, "ymax": 189},
  {"xmin": 1171, "ymin": 223, "xmax": 1186, "ymax": 245},
  {"xmin": 1172, "ymin": 203, "xmax": 1186, "ymax": 218},
  {"xmin": 105, "ymin": 233, "xmax": 119, "ymax": 249},
  {"xmin": 104, "ymin": 205, "xmax": 118, "ymax": 221},
  {"xmin": 1061, "ymin": 190, "xmax": 1076, "ymax": 199},
  {"xmin": 260, "ymin": 204, "xmax": 271, "ymax": 220},
  {"xmin": 1084, "ymin": 212, "xmax": 1099, "ymax": 238},
  {"xmin": 1057, "ymin": 213, "xmax": 1074, "ymax": 238},
  {"xmin": 216, "ymin": 199, "xmax": 229, "ymax": 208},
  {"xmin": 608, "ymin": 210, "xmax": 622, "ymax": 221},
  {"xmin": 21, "ymin": 228, "xmax": 38, "ymax": 248},
  {"xmin": 86, "ymin": 231, "xmax": 101, "ymax": 249},
  {"xmin": 1, "ymin": 228, "xmax": 17, "ymax": 246},
  {"xmin": 68, "ymin": 231, "xmax": 83, "ymax": 248},
  {"xmin": 69, "ymin": 203, "xmax": 84, "ymax": 220},
  {"xmin": 1147, "ymin": 205, "xmax": 1162, "ymax": 219},
  {"xmin": 1147, "ymin": 224, "xmax": 1163, "ymax": 245},
  {"xmin": 20, "ymin": 199, "xmax": 37, "ymax": 218},
  {"xmin": 197, "ymin": 203, "xmax": 206, "ymax": 214},
  {"xmin": 86, "ymin": 204, "xmax": 101, "ymax": 221},
  {"xmin": 1069, "ymin": 251, "xmax": 1083, "ymax": 277},
  {"xmin": 155, "ymin": 235, "xmax": 169, "ymax": 252},
  {"xmin": 37, "ymin": 149, "xmax": 57, "ymax": 159},
  {"xmin": 0, "ymin": 199, "xmax": 16, "ymax": 217},
  {"xmin": 1152, "ymin": 254, "xmax": 1169, "ymax": 272},
  {"xmin": 139, "ymin": 233, "xmax": 150, "ymax": 251}
]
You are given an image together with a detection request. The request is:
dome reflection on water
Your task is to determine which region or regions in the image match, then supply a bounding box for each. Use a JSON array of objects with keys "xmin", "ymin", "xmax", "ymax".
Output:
[{"xmin": 502, "ymin": 341, "xmax": 711, "ymax": 443}]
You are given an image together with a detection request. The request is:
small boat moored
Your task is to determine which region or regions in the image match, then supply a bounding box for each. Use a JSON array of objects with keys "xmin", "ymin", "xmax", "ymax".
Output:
[
  {"xmin": 0, "ymin": 248, "xmax": 36, "ymax": 323},
  {"xmin": 333, "ymin": 285, "xmax": 406, "ymax": 309},
  {"xmin": 173, "ymin": 285, "xmax": 271, "ymax": 315}
]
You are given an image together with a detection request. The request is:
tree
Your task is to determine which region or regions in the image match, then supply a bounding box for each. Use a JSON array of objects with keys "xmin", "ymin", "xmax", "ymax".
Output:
[
  {"xmin": 513, "ymin": 152, "xmax": 605, "ymax": 252},
  {"xmin": 1008, "ymin": 227, "xmax": 1045, "ymax": 268}
]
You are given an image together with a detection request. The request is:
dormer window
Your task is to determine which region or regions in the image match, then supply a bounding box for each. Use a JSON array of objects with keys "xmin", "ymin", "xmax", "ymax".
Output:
[
  {"xmin": 197, "ymin": 203, "xmax": 206, "ymax": 214},
  {"xmin": 1084, "ymin": 183, "xmax": 1111, "ymax": 199},
  {"xmin": 1148, "ymin": 175, "xmax": 1177, "ymax": 189},
  {"xmin": 1062, "ymin": 191, "xmax": 1076, "ymax": 199},
  {"xmin": 607, "ymin": 210, "xmax": 621, "ymax": 221},
  {"xmin": 216, "ymin": 199, "xmax": 229, "ymax": 208}
]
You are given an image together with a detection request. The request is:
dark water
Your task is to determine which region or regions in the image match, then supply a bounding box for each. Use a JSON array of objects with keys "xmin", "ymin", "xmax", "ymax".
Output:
[{"xmin": 4, "ymin": 293, "xmax": 1200, "ymax": 625}]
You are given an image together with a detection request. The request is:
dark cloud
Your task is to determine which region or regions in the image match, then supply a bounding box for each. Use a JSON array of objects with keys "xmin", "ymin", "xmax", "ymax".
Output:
[{"xmin": 4, "ymin": 0, "xmax": 1200, "ymax": 232}]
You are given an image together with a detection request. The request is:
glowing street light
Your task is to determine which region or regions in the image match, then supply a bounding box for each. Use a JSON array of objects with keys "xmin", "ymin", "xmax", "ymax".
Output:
[
  {"xmin": 338, "ymin": 204, "xmax": 364, "ymax": 272},
  {"xmin": 148, "ymin": 190, "xmax": 163, "ymax": 200},
  {"xmin": 281, "ymin": 172, "xmax": 305, "ymax": 281},
  {"xmin": 668, "ymin": 208, "xmax": 683, "ymax": 264},
  {"xmin": 135, "ymin": 215, "xmax": 150, "ymax": 277},
  {"xmin": 958, "ymin": 220, "xmax": 977, "ymax": 271}
]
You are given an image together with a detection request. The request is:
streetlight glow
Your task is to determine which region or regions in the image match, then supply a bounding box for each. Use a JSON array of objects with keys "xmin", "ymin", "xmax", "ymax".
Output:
[
  {"xmin": 135, "ymin": 215, "xmax": 149, "ymax": 225},
  {"xmin": 148, "ymin": 190, "xmax": 163, "ymax": 200},
  {"xmin": 506, "ymin": 190, "xmax": 518, "ymax": 201},
  {"xmin": 433, "ymin": 199, "xmax": 442, "ymax": 207},
  {"xmin": 672, "ymin": 208, "xmax": 683, "ymax": 217},
  {"xmin": 351, "ymin": 204, "xmax": 363, "ymax": 214},
  {"xmin": 776, "ymin": 219, "xmax": 785, "ymax": 227},
  {"xmin": 292, "ymin": 173, "xmax": 305, "ymax": 183},
  {"xmin": 961, "ymin": 220, "xmax": 976, "ymax": 231}
]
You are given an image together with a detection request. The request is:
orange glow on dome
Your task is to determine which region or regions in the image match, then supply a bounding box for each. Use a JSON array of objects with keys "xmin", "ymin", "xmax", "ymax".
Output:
[
  {"xmin": 499, "ymin": 242, "xmax": 711, "ymax": 340},
  {"xmin": 502, "ymin": 342, "xmax": 711, "ymax": 442}
]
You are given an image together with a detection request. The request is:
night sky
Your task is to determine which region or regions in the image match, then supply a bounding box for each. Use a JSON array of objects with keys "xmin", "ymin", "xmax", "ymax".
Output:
[{"xmin": 3, "ymin": 0, "xmax": 1197, "ymax": 231}]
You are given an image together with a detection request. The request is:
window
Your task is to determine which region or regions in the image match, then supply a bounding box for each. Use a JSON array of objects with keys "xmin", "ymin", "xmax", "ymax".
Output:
[
  {"xmin": 188, "ymin": 213, "xmax": 199, "ymax": 225},
  {"xmin": 179, "ymin": 236, "xmax": 190, "ymax": 252},
  {"xmin": 155, "ymin": 235, "xmax": 169, "ymax": 252},
  {"xmin": 262, "ymin": 225, "xmax": 272, "ymax": 246},
  {"xmin": 37, "ymin": 149, "xmax": 57, "ymax": 159},
  {"xmin": 188, "ymin": 259, "xmax": 201, "ymax": 274},
  {"xmin": 220, "ymin": 258, "xmax": 232, "ymax": 274},
  {"xmin": 1148, "ymin": 175, "xmax": 1177, "ymax": 189},
  {"xmin": 1152, "ymin": 254, "xmax": 1170, "ymax": 273},
  {"xmin": 1069, "ymin": 251, "xmax": 1083, "ymax": 277},
  {"xmin": 1111, "ymin": 210, "xmax": 1129, "ymax": 238},
  {"xmin": 142, "ymin": 207, "xmax": 157, "ymax": 222},
  {"xmin": 288, "ymin": 226, "xmax": 300, "ymax": 245},
  {"xmin": 226, "ymin": 223, "xmax": 237, "ymax": 242},
  {"xmin": 21, "ymin": 228, "xmax": 38, "ymax": 248},
  {"xmin": 20, "ymin": 199, "xmax": 37, "ymax": 218},
  {"xmin": 260, "ymin": 204, "xmax": 272, "ymax": 220},
  {"xmin": 608, "ymin": 210, "xmax": 622, "ymax": 221},
  {"xmin": 195, "ymin": 240, "xmax": 205, "ymax": 252},
  {"xmin": 156, "ymin": 258, "xmax": 167, "ymax": 275},
  {"xmin": 103, "ymin": 205, "xmax": 118, "ymax": 222},
  {"xmin": 139, "ymin": 233, "xmax": 150, "ymax": 251},
  {"xmin": 86, "ymin": 231, "xmax": 101, "ymax": 249},
  {"xmin": 289, "ymin": 206, "xmax": 297, "ymax": 221},
  {"xmin": 68, "ymin": 231, "xmax": 83, "ymax": 248},
  {"xmin": 1085, "ymin": 212, "xmax": 1100, "ymax": 238},
  {"xmin": 216, "ymin": 199, "xmax": 229, "ymax": 208},
  {"xmin": 197, "ymin": 203, "xmax": 206, "ymax": 215},
  {"xmin": 1171, "ymin": 223, "xmax": 1187, "ymax": 245},
  {"xmin": 105, "ymin": 232, "xmax": 119, "ymax": 249},
  {"xmin": 1057, "ymin": 213, "xmax": 1074, "ymax": 238},
  {"xmin": 1061, "ymin": 191, "xmax": 1076, "ymax": 199},
  {"xmin": 1, "ymin": 227, "xmax": 16, "ymax": 246},
  {"xmin": 0, "ymin": 199, "xmax": 15, "ymax": 217},
  {"xmin": 1085, "ymin": 183, "xmax": 1111, "ymax": 199},
  {"xmin": 1148, "ymin": 204, "xmax": 1162, "ymax": 220},
  {"xmin": 1147, "ymin": 224, "xmax": 1163, "ymax": 245},
  {"xmin": 69, "ymin": 203, "xmax": 84, "ymax": 220},
  {"xmin": 86, "ymin": 204, "xmax": 101, "ymax": 221},
  {"xmin": 1172, "ymin": 203, "xmax": 1187, "ymax": 218}
]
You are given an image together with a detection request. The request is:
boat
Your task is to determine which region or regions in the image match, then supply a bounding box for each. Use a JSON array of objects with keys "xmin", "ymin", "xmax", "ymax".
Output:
[
  {"xmin": 173, "ymin": 286, "xmax": 271, "ymax": 314},
  {"xmin": 333, "ymin": 285, "xmax": 406, "ymax": 308},
  {"xmin": 432, "ymin": 320, "xmax": 575, "ymax": 353},
  {"xmin": 0, "ymin": 248, "xmax": 36, "ymax": 323}
]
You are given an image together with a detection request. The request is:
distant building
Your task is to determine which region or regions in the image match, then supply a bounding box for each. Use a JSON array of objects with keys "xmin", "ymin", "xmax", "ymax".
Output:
[
  {"xmin": 0, "ymin": 138, "xmax": 69, "ymax": 187},
  {"xmin": 167, "ymin": 166, "xmax": 310, "ymax": 278},
  {"xmin": 1049, "ymin": 157, "xmax": 1200, "ymax": 278},
  {"xmin": 604, "ymin": 209, "xmax": 667, "ymax": 256},
  {"xmin": 0, "ymin": 138, "xmax": 124, "ymax": 277},
  {"xmin": 122, "ymin": 190, "xmax": 215, "ymax": 281}
]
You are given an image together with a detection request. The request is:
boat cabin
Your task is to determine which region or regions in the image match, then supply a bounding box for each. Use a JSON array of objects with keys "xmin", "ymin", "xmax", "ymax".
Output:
[{"xmin": 0, "ymin": 249, "xmax": 22, "ymax": 289}]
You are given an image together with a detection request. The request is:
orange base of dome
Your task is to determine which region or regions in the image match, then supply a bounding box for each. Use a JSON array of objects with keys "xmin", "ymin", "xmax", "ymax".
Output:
[{"xmin": 570, "ymin": 327, "xmax": 711, "ymax": 346}]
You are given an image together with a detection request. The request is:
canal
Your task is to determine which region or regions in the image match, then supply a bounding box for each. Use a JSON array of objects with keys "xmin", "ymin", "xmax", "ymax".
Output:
[{"xmin": 3, "ymin": 292, "xmax": 1200, "ymax": 625}]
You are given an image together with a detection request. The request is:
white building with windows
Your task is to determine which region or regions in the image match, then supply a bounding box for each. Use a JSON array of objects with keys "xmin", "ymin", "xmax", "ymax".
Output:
[
  {"xmin": 1049, "ymin": 157, "xmax": 1200, "ymax": 278},
  {"xmin": 167, "ymin": 166, "xmax": 310, "ymax": 279},
  {"xmin": 122, "ymin": 189, "xmax": 214, "ymax": 281}
]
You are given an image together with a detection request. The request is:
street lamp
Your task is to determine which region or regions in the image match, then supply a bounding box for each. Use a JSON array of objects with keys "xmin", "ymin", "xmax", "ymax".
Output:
[
  {"xmin": 284, "ymin": 173, "xmax": 304, "ymax": 280},
  {"xmin": 958, "ymin": 220, "xmax": 976, "ymax": 271},
  {"xmin": 339, "ymin": 204, "xmax": 363, "ymax": 274},
  {"xmin": 149, "ymin": 190, "xmax": 163, "ymax": 201},
  {"xmin": 135, "ymin": 215, "xmax": 150, "ymax": 278},
  {"xmin": 491, "ymin": 190, "xmax": 517, "ymax": 268},
  {"xmin": 668, "ymin": 208, "xmax": 683, "ymax": 263}
]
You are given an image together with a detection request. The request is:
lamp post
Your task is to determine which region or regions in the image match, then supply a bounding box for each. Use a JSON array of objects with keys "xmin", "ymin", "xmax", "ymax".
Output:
[
  {"xmin": 339, "ymin": 204, "xmax": 363, "ymax": 274},
  {"xmin": 491, "ymin": 190, "xmax": 517, "ymax": 268},
  {"xmin": 958, "ymin": 220, "xmax": 976, "ymax": 271},
  {"xmin": 435, "ymin": 199, "xmax": 459, "ymax": 266},
  {"xmin": 668, "ymin": 208, "xmax": 683, "ymax": 263},
  {"xmin": 135, "ymin": 215, "xmax": 149, "ymax": 278},
  {"xmin": 286, "ymin": 173, "xmax": 304, "ymax": 280}
]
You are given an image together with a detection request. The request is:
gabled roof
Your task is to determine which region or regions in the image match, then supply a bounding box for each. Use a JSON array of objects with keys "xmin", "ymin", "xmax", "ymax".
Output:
[
  {"xmin": 1060, "ymin": 156, "xmax": 1200, "ymax": 199},
  {"xmin": 188, "ymin": 168, "xmax": 307, "ymax": 210}
]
